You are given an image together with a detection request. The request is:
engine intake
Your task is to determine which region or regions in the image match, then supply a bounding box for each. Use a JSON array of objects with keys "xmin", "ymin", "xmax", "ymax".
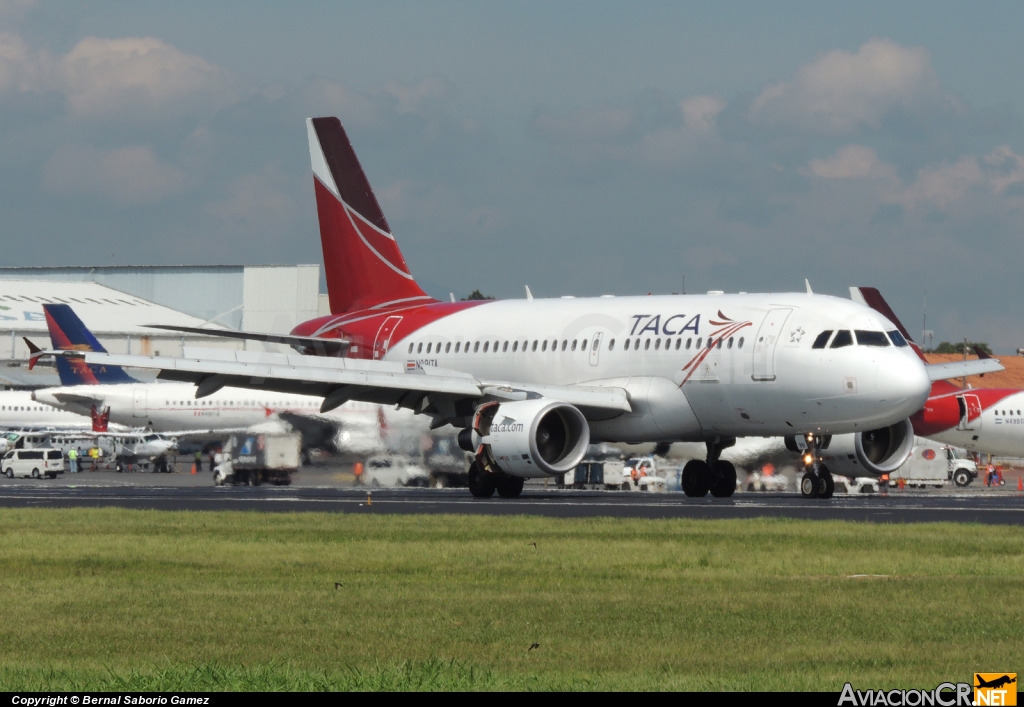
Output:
[
  {"xmin": 812, "ymin": 418, "xmax": 915, "ymax": 477},
  {"xmin": 854, "ymin": 418, "xmax": 915, "ymax": 475},
  {"xmin": 468, "ymin": 399, "xmax": 590, "ymax": 477}
]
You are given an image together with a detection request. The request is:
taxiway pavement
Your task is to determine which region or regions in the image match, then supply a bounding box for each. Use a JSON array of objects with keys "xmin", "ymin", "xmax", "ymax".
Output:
[{"xmin": 0, "ymin": 472, "xmax": 1021, "ymax": 524}]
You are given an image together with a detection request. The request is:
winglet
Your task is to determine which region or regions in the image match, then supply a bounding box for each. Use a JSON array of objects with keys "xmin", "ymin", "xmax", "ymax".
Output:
[
  {"xmin": 973, "ymin": 345, "xmax": 991, "ymax": 360},
  {"xmin": 525, "ymin": 285, "xmax": 534, "ymax": 301},
  {"xmin": 23, "ymin": 338, "xmax": 43, "ymax": 370},
  {"xmin": 805, "ymin": 279, "xmax": 813, "ymax": 295}
]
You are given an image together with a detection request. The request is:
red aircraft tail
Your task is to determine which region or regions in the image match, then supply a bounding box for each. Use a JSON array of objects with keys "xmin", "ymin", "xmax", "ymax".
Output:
[
  {"xmin": 850, "ymin": 287, "xmax": 927, "ymax": 362},
  {"xmin": 306, "ymin": 117, "xmax": 435, "ymax": 314}
]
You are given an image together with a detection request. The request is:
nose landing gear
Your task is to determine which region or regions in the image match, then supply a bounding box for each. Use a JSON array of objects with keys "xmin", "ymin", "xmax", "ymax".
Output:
[{"xmin": 799, "ymin": 434, "xmax": 834, "ymax": 499}]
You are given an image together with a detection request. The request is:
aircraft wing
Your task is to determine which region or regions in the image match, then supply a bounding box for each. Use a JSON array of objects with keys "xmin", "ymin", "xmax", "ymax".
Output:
[
  {"xmin": 925, "ymin": 358, "xmax": 1004, "ymax": 381},
  {"xmin": 44, "ymin": 348, "xmax": 633, "ymax": 419},
  {"xmin": 146, "ymin": 324, "xmax": 350, "ymax": 356}
]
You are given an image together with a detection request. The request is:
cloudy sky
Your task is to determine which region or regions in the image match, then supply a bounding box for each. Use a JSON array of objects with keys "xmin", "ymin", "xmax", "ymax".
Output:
[{"xmin": 3, "ymin": 1, "xmax": 1024, "ymax": 349}]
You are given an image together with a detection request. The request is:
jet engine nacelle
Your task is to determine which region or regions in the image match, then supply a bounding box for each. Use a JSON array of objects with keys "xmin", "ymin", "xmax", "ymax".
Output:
[
  {"xmin": 816, "ymin": 418, "xmax": 915, "ymax": 477},
  {"xmin": 460, "ymin": 399, "xmax": 590, "ymax": 478}
]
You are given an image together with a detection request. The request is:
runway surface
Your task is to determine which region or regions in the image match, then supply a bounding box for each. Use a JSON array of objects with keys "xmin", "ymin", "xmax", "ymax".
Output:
[{"xmin": 0, "ymin": 479, "xmax": 1021, "ymax": 523}]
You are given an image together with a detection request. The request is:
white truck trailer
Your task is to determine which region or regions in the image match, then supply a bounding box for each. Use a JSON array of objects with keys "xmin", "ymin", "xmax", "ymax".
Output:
[
  {"xmin": 886, "ymin": 438, "xmax": 978, "ymax": 488},
  {"xmin": 214, "ymin": 433, "xmax": 301, "ymax": 486}
]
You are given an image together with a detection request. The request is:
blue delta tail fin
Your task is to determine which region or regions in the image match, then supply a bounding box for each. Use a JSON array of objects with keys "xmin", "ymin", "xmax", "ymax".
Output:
[{"xmin": 43, "ymin": 304, "xmax": 137, "ymax": 385}]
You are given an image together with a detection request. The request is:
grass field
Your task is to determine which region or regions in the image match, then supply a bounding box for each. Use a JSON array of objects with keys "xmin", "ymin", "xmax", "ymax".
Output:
[{"xmin": 0, "ymin": 508, "xmax": 1020, "ymax": 691}]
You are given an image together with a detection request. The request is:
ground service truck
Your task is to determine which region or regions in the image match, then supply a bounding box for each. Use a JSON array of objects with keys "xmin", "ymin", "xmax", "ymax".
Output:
[{"xmin": 214, "ymin": 433, "xmax": 300, "ymax": 486}]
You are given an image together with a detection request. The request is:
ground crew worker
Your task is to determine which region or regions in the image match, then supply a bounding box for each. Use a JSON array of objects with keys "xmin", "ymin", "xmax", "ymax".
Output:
[
  {"xmin": 90, "ymin": 446, "xmax": 99, "ymax": 472},
  {"xmin": 68, "ymin": 447, "xmax": 78, "ymax": 474}
]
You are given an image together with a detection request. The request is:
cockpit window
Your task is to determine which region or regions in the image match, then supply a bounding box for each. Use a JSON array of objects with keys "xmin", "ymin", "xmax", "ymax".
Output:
[
  {"xmin": 830, "ymin": 330, "xmax": 853, "ymax": 348},
  {"xmin": 887, "ymin": 330, "xmax": 908, "ymax": 347},
  {"xmin": 811, "ymin": 331, "xmax": 833, "ymax": 349},
  {"xmin": 855, "ymin": 330, "xmax": 890, "ymax": 347}
]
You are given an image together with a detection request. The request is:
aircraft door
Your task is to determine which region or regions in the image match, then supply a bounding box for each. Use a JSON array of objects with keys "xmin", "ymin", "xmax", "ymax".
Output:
[
  {"xmin": 751, "ymin": 308, "xmax": 792, "ymax": 381},
  {"xmin": 957, "ymin": 394, "xmax": 982, "ymax": 430},
  {"xmin": 589, "ymin": 332, "xmax": 603, "ymax": 366},
  {"xmin": 132, "ymin": 389, "xmax": 147, "ymax": 418},
  {"xmin": 373, "ymin": 316, "xmax": 403, "ymax": 360}
]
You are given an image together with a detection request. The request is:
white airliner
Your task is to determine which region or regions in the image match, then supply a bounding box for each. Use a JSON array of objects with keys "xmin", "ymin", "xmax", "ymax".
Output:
[
  {"xmin": 0, "ymin": 389, "xmax": 94, "ymax": 429},
  {"xmin": 28, "ymin": 303, "xmax": 436, "ymax": 457},
  {"xmin": 52, "ymin": 117, "xmax": 991, "ymax": 500}
]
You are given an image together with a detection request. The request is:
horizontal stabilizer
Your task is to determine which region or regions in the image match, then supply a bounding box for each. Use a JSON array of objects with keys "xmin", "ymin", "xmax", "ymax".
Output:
[
  {"xmin": 926, "ymin": 358, "xmax": 1004, "ymax": 381},
  {"xmin": 146, "ymin": 324, "xmax": 350, "ymax": 356}
]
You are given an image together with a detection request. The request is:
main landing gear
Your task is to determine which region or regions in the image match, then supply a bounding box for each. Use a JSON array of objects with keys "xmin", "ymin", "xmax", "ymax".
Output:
[
  {"xmin": 468, "ymin": 462, "xmax": 525, "ymax": 499},
  {"xmin": 798, "ymin": 434, "xmax": 834, "ymax": 499},
  {"xmin": 682, "ymin": 438, "xmax": 737, "ymax": 498}
]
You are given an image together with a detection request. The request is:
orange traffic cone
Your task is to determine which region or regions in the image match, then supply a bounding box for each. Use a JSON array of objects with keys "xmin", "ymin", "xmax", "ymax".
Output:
[
  {"xmin": 1017, "ymin": 476, "xmax": 1022, "ymax": 492},
  {"xmin": 190, "ymin": 463, "xmax": 197, "ymax": 475}
]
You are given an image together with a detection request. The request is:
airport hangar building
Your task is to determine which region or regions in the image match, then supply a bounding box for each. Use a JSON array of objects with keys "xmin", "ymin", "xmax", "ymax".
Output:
[{"xmin": 0, "ymin": 265, "xmax": 328, "ymax": 388}]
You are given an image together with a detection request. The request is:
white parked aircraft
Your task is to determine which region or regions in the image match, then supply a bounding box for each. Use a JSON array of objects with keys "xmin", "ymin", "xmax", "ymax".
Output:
[
  {"xmin": 0, "ymin": 389, "xmax": 94, "ymax": 429},
  {"xmin": 29, "ymin": 303, "xmax": 435, "ymax": 457},
  {"xmin": 53, "ymin": 117, "xmax": 991, "ymax": 499}
]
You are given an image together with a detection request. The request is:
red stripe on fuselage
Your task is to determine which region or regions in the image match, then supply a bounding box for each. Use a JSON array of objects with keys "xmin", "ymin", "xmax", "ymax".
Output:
[
  {"xmin": 291, "ymin": 300, "xmax": 492, "ymax": 358},
  {"xmin": 911, "ymin": 381, "xmax": 1019, "ymax": 436}
]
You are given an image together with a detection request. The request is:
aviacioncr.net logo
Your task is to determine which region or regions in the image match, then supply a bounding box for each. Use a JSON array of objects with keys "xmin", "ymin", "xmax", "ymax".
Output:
[{"xmin": 839, "ymin": 682, "xmax": 974, "ymax": 706}]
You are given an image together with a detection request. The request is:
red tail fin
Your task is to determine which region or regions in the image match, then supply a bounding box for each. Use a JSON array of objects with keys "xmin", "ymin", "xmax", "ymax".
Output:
[
  {"xmin": 306, "ymin": 117, "xmax": 434, "ymax": 314},
  {"xmin": 850, "ymin": 286, "xmax": 927, "ymax": 362}
]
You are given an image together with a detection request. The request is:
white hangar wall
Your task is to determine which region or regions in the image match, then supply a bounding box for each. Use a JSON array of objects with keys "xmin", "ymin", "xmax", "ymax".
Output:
[{"xmin": 0, "ymin": 265, "xmax": 321, "ymax": 361}]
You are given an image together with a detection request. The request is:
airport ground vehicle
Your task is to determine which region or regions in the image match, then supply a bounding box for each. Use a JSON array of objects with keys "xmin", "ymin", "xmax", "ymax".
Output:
[
  {"xmin": 2, "ymin": 448, "xmax": 65, "ymax": 478},
  {"xmin": 886, "ymin": 438, "xmax": 978, "ymax": 488},
  {"xmin": 833, "ymin": 475, "xmax": 879, "ymax": 494},
  {"xmin": 362, "ymin": 455, "xmax": 430, "ymax": 487},
  {"xmin": 613, "ymin": 456, "xmax": 671, "ymax": 492},
  {"xmin": 214, "ymin": 433, "xmax": 300, "ymax": 486}
]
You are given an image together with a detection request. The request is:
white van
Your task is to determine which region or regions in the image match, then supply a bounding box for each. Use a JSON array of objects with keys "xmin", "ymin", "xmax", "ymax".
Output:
[{"xmin": 2, "ymin": 448, "xmax": 65, "ymax": 479}]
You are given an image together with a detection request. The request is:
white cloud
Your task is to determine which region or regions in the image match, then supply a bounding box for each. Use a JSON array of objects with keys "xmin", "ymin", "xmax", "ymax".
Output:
[
  {"xmin": 804, "ymin": 145, "xmax": 897, "ymax": 180},
  {"xmin": 42, "ymin": 144, "xmax": 187, "ymax": 205},
  {"xmin": 680, "ymin": 95, "xmax": 725, "ymax": 133},
  {"xmin": 984, "ymin": 145, "xmax": 1024, "ymax": 196},
  {"xmin": 751, "ymin": 39, "xmax": 949, "ymax": 133},
  {"xmin": 58, "ymin": 36, "xmax": 233, "ymax": 119},
  {"xmin": 0, "ymin": 32, "xmax": 47, "ymax": 94},
  {"xmin": 0, "ymin": 33, "xmax": 233, "ymax": 120},
  {"xmin": 531, "ymin": 93, "xmax": 729, "ymax": 170},
  {"xmin": 888, "ymin": 157, "xmax": 984, "ymax": 210}
]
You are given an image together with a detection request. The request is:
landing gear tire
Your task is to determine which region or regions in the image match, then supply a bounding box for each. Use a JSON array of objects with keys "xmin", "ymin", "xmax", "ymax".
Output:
[
  {"xmin": 496, "ymin": 475, "xmax": 525, "ymax": 498},
  {"xmin": 800, "ymin": 471, "xmax": 820, "ymax": 499},
  {"xmin": 115, "ymin": 461, "xmax": 124, "ymax": 473},
  {"xmin": 468, "ymin": 462, "xmax": 496, "ymax": 498},
  {"xmin": 682, "ymin": 460, "xmax": 711, "ymax": 497},
  {"xmin": 953, "ymin": 469, "xmax": 972, "ymax": 487},
  {"xmin": 817, "ymin": 469, "xmax": 835, "ymax": 499},
  {"xmin": 709, "ymin": 460, "xmax": 737, "ymax": 498}
]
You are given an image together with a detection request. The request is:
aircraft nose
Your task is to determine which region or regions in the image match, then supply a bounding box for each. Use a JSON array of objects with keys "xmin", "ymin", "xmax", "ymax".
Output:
[{"xmin": 873, "ymin": 353, "xmax": 931, "ymax": 415}]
